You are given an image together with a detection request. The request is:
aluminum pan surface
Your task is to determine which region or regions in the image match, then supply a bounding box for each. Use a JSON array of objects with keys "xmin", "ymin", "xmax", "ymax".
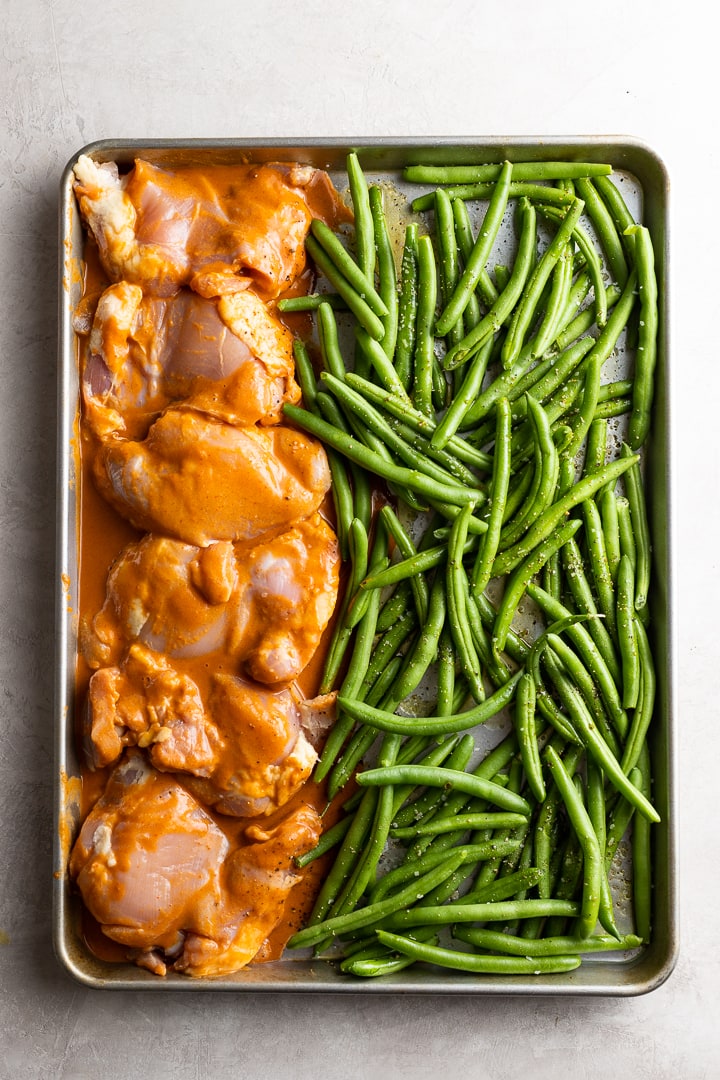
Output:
[{"xmin": 53, "ymin": 137, "xmax": 675, "ymax": 994}]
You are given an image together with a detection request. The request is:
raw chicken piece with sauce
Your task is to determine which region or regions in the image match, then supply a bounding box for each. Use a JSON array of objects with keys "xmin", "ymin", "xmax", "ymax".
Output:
[
  {"xmin": 92, "ymin": 407, "xmax": 332, "ymax": 548},
  {"xmin": 83, "ymin": 647, "xmax": 335, "ymax": 819},
  {"xmin": 69, "ymin": 752, "xmax": 321, "ymax": 977},
  {"xmin": 72, "ymin": 155, "xmax": 351, "ymax": 299},
  {"xmin": 80, "ymin": 282, "xmax": 302, "ymax": 440},
  {"xmin": 81, "ymin": 512, "xmax": 340, "ymax": 683}
]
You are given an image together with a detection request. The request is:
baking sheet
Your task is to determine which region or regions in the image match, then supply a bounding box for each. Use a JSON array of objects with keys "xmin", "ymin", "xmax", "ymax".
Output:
[{"xmin": 53, "ymin": 138, "xmax": 676, "ymax": 993}]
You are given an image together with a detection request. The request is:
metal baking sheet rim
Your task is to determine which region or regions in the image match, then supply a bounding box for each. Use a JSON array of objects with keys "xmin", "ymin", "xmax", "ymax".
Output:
[{"xmin": 53, "ymin": 136, "xmax": 678, "ymax": 995}]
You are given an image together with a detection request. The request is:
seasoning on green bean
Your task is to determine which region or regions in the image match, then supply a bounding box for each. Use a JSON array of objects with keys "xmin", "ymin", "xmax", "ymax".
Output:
[
  {"xmin": 369, "ymin": 185, "xmax": 399, "ymax": 358},
  {"xmin": 501, "ymin": 197, "xmax": 585, "ymax": 369},
  {"xmin": 412, "ymin": 233, "xmax": 438, "ymax": 417},
  {"xmin": 436, "ymin": 160, "xmax": 513, "ymax": 336},
  {"xmin": 395, "ymin": 223, "xmax": 419, "ymax": 388},
  {"xmin": 403, "ymin": 161, "xmax": 613, "ymax": 185},
  {"xmin": 444, "ymin": 197, "xmax": 537, "ymax": 371},
  {"xmin": 471, "ymin": 397, "xmax": 512, "ymax": 594},
  {"xmin": 347, "ymin": 151, "xmax": 375, "ymax": 280}
]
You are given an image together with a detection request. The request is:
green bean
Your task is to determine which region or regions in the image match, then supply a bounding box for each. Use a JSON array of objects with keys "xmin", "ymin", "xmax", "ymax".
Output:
[
  {"xmin": 593, "ymin": 398, "xmax": 631, "ymax": 419},
  {"xmin": 501, "ymin": 197, "xmax": 585, "ymax": 369},
  {"xmin": 369, "ymin": 185, "xmax": 399, "ymax": 358},
  {"xmin": 347, "ymin": 151, "xmax": 375, "ymax": 280},
  {"xmin": 385, "ymin": 575, "xmax": 447, "ymax": 704},
  {"xmin": 382, "ymin": 898, "xmax": 581, "ymax": 930},
  {"xmin": 492, "ymin": 518, "xmax": 582, "ymax": 653},
  {"xmin": 543, "ymin": 745, "xmax": 601, "ymax": 939},
  {"xmin": 342, "ymin": 734, "xmax": 402, "ymax": 901},
  {"xmin": 306, "ymin": 787, "xmax": 379, "ymax": 927},
  {"xmin": 542, "ymin": 652, "xmax": 659, "ymax": 822},
  {"xmin": 616, "ymin": 494, "xmax": 637, "ymax": 568},
  {"xmin": 436, "ymin": 160, "xmax": 513, "ymax": 335},
  {"xmin": 308, "ymin": 222, "xmax": 388, "ymax": 320},
  {"xmin": 491, "ymin": 450, "xmax": 639, "ymax": 578},
  {"xmin": 344, "ymin": 372, "xmax": 493, "ymax": 471},
  {"xmin": 337, "ymin": 670, "xmax": 521, "ymax": 738},
  {"xmin": 315, "ymin": 584, "xmax": 384, "ymax": 781},
  {"xmin": 391, "ymin": 812, "xmax": 528, "ymax": 841},
  {"xmin": 545, "ymin": 634, "xmax": 621, "ymax": 760},
  {"xmin": 358, "ymin": 609, "xmax": 417, "ymax": 702},
  {"xmin": 583, "ymin": 417, "xmax": 607, "ymax": 479},
  {"xmin": 395, "ymin": 223, "xmax": 419, "ymax": 388},
  {"xmin": 586, "ymin": 757, "xmax": 621, "ymax": 939},
  {"xmin": 283, "ymin": 404, "xmax": 482, "ymax": 508},
  {"xmin": 599, "ymin": 486, "xmax": 621, "ymax": 582},
  {"xmin": 412, "ymin": 234, "xmax": 438, "ymax": 416},
  {"xmin": 404, "ymin": 161, "xmax": 613, "ymax": 185},
  {"xmin": 582, "ymin": 498, "xmax": 616, "ymax": 635},
  {"xmin": 463, "ymin": 335, "xmax": 592, "ymax": 428},
  {"xmin": 370, "ymin": 839, "xmax": 522, "ymax": 907},
  {"xmin": 375, "ymin": 579, "xmax": 412, "ymax": 633},
  {"xmin": 372, "ymin": 932, "xmax": 580, "ymax": 974},
  {"xmin": 542, "ymin": 825, "xmax": 585, "ymax": 939},
  {"xmin": 356, "ymin": 764, "xmax": 531, "ymax": 816},
  {"xmin": 433, "ymin": 187, "xmax": 464, "ymax": 348},
  {"xmin": 562, "ymin": 349, "xmax": 603, "ymax": 464},
  {"xmin": 497, "ymin": 394, "xmax": 559, "ymax": 551},
  {"xmin": 621, "ymin": 616, "xmax": 656, "ymax": 774},
  {"xmin": 575, "ymin": 176, "xmax": 630, "ymax": 287},
  {"xmin": 436, "ymin": 624, "xmax": 457, "ymax": 718},
  {"xmin": 379, "ymin": 505, "xmax": 429, "ymax": 625},
  {"xmin": 632, "ymin": 742, "xmax": 653, "ymax": 942},
  {"xmin": 444, "ymin": 197, "xmax": 536, "ymax": 371},
  {"xmin": 304, "ymin": 234, "xmax": 386, "ymax": 340},
  {"xmin": 410, "ymin": 183, "xmax": 576, "ymax": 213},
  {"xmin": 451, "ymin": 198, "xmax": 482, "ymax": 327},
  {"xmin": 354, "ymin": 327, "xmax": 410, "ymax": 399},
  {"xmin": 461, "ymin": 866, "xmax": 543, "ymax": 906},
  {"xmin": 528, "ymin": 241, "xmax": 576, "ymax": 357},
  {"xmin": 620, "ymin": 443, "xmax": 652, "ymax": 613},
  {"xmin": 471, "ymin": 397, "xmax": 512, "ymax": 594},
  {"xmin": 560, "ymin": 535, "xmax": 621, "ymax": 684},
  {"xmin": 453, "ymin": 927, "xmax": 642, "ymax": 956},
  {"xmin": 616, "ymin": 553, "xmax": 640, "ymax": 709},
  {"xmin": 385, "ymin": 414, "xmax": 481, "ymax": 486},
  {"xmin": 320, "ymin": 373, "xmax": 462, "ymax": 495},
  {"xmin": 277, "ymin": 292, "xmax": 347, "ymax": 313},
  {"xmin": 594, "ymin": 174, "xmax": 637, "ymax": 260},
  {"xmin": 555, "ymin": 288, "xmax": 623, "ymax": 359},
  {"xmin": 286, "ymin": 851, "xmax": 467, "ymax": 949},
  {"xmin": 430, "ymin": 334, "xmax": 494, "ymax": 449},
  {"xmin": 341, "ymin": 930, "xmax": 439, "ymax": 977},
  {"xmin": 389, "ymin": 735, "xmax": 471, "ymax": 830},
  {"xmin": 535, "ymin": 203, "xmax": 607, "ymax": 329},
  {"xmin": 515, "ymin": 671, "xmax": 545, "ymax": 802},
  {"xmin": 295, "ymin": 815, "xmax": 354, "ymax": 869},
  {"xmin": 447, "ymin": 504, "xmax": 485, "ymax": 703},
  {"xmin": 605, "ymin": 777, "xmax": 640, "ymax": 871}
]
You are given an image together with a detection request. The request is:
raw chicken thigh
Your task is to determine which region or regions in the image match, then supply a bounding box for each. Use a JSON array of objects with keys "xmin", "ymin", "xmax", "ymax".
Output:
[
  {"xmin": 73, "ymin": 155, "xmax": 351, "ymax": 298},
  {"xmin": 92, "ymin": 409, "xmax": 332, "ymax": 547},
  {"xmin": 69, "ymin": 752, "xmax": 321, "ymax": 977},
  {"xmin": 84, "ymin": 653, "xmax": 335, "ymax": 819},
  {"xmin": 82, "ymin": 513, "xmax": 340, "ymax": 682},
  {"xmin": 81, "ymin": 283, "xmax": 300, "ymax": 440}
]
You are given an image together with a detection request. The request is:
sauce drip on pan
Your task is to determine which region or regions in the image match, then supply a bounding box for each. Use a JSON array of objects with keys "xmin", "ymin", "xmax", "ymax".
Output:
[{"xmin": 69, "ymin": 156, "xmax": 351, "ymax": 978}]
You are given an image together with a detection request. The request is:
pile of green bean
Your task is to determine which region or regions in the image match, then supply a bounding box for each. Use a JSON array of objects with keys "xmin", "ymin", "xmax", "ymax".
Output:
[{"xmin": 282, "ymin": 152, "xmax": 659, "ymax": 979}]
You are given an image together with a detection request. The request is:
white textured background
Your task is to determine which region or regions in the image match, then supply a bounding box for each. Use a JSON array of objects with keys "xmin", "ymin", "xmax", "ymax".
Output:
[{"xmin": 2, "ymin": 1, "xmax": 717, "ymax": 1077}]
